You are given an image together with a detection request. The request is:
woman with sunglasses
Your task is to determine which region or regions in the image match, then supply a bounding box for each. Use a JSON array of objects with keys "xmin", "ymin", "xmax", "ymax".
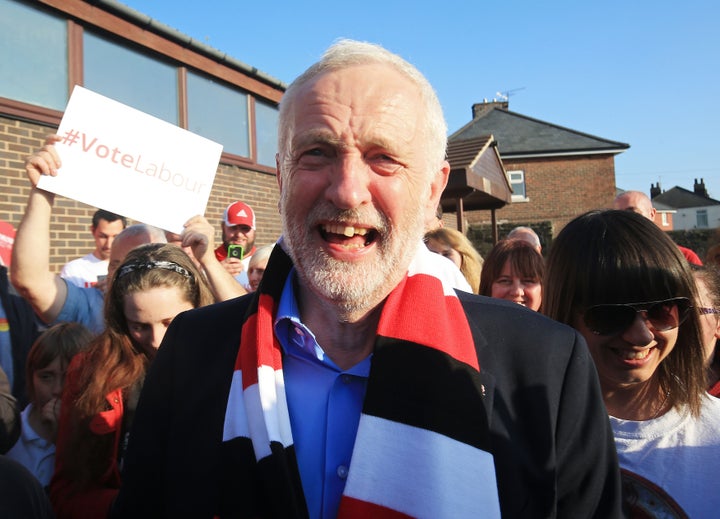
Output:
[{"xmin": 543, "ymin": 209, "xmax": 720, "ymax": 518}]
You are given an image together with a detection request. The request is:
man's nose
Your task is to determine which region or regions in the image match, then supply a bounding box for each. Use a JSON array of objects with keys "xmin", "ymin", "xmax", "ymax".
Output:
[{"xmin": 326, "ymin": 155, "xmax": 372, "ymax": 209}]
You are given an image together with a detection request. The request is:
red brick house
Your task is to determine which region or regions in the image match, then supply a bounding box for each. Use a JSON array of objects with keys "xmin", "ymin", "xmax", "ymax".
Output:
[
  {"xmin": 448, "ymin": 101, "xmax": 630, "ymax": 236},
  {"xmin": 1, "ymin": 0, "xmax": 285, "ymax": 273}
]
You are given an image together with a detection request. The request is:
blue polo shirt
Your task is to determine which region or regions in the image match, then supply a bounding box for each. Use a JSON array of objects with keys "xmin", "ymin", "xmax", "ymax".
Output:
[
  {"xmin": 273, "ymin": 270, "xmax": 370, "ymax": 519},
  {"xmin": 54, "ymin": 281, "xmax": 104, "ymax": 334}
]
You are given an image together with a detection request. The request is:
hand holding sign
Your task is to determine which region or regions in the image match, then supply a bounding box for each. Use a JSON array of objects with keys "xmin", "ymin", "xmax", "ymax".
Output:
[{"xmin": 37, "ymin": 86, "xmax": 223, "ymax": 234}]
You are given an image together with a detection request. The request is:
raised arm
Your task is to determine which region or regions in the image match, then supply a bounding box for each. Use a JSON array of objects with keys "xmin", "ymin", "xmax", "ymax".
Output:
[
  {"xmin": 10, "ymin": 135, "xmax": 69, "ymax": 324},
  {"xmin": 182, "ymin": 215, "xmax": 247, "ymax": 301}
]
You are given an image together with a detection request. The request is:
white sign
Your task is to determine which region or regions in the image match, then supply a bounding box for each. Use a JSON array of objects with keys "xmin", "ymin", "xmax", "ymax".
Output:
[{"xmin": 38, "ymin": 86, "xmax": 223, "ymax": 234}]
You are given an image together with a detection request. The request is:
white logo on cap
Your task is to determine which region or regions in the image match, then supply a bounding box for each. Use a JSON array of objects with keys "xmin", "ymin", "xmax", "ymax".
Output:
[{"xmin": 236, "ymin": 210, "xmax": 248, "ymax": 218}]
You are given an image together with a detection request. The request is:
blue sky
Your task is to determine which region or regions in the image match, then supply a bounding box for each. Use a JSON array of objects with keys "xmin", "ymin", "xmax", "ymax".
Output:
[{"xmin": 121, "ymin": 0, "xmax": 720, "ymax": 201}]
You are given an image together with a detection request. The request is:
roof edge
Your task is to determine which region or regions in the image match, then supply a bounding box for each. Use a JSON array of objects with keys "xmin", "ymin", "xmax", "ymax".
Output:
[{"xmin": 86, "ymin": 0, "xmax": 288, "ymax": 90}]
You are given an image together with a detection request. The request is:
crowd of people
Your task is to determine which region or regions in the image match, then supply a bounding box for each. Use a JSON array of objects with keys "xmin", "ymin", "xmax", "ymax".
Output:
[{"xmin": 0, "ymin": 38, "xmax": 719, "ymax": 518}]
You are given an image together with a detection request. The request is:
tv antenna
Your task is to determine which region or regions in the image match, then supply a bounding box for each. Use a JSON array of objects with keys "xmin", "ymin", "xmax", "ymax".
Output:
[{"xmin": 496, "ymin": 87, "xmax": 526, "ymax": 101}]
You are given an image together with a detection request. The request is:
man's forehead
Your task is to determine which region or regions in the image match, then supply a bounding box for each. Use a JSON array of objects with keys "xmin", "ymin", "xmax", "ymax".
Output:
[
  {"xmin": 225, "ymin": 224, "xmax": 252, "ymax": 231},
  {"xmin": 111, "ymin": 233, "xmax": 149, "ymax": 260},
  {"xmin": 289, "ymin": 67, "xmax": 423, "ymax": 149}
]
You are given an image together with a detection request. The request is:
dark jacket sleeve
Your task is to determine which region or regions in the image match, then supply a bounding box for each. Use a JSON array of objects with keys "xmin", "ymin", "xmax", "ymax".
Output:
[
  {"xmin": 555, "ymin": 332, "xmax": 624, "ymax": 518},
  {"xmin": 111, "ymin": 297, "xmax": 248, "ymax": 519},
  {"xmin": 108, "ymin": 314, "xmax": 178, "ymax": 519},
  {"xmin": 461, "ymin": 293, "xmax": 624, "ymax": 519}
]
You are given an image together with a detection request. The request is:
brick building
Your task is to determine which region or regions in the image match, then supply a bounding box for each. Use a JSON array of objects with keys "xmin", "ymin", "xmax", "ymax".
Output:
[
  {"xmin": 449, "ymin": 100, "xmax": 630, "ymax": 236},
  {"xmin": 1, "ymin": 0, "xmax": 285, "ymax": 273}
]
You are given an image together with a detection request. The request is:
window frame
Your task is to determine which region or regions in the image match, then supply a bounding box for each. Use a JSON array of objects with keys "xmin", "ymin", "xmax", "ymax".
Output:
[
  {"xmin": 0, "ymin": 0, "xmax": 283, "ymax": 173},
  {"xmin": 507, "ymin": 169, "xmax": 529, "ymax": 202}
]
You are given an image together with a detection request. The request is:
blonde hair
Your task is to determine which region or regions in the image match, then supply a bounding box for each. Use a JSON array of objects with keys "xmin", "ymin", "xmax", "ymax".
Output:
[{"xmin": 424, "ymin": 227, "xmax": 483, "ymax": 293}]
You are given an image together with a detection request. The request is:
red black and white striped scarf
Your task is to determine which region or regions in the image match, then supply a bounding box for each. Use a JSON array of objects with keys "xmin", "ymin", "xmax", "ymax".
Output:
[{"xmin": 223, "ymin": 244, "xmax": 500, "ymax": 518}]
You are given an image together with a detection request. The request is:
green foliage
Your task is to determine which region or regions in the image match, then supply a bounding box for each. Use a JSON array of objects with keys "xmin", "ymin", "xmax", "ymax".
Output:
[
  {"xmin": 467, "ymin": 221, "xmax": 553, "ymax": 258},
  {"xmin": 667, "ymin": 228, "xmax": 720, "ymax": 260}
]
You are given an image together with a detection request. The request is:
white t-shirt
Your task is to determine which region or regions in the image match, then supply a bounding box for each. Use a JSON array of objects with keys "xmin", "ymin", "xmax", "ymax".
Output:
[
  {"xmin": 60, "ymin": 252, "xmax": 108, "ymax": 288},
  {"xmin": 610, "ymin": 394, "xmax": 720, "ymax": 518}
]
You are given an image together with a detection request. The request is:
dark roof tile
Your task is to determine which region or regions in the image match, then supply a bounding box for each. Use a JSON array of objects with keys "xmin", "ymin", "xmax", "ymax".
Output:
[{"xmin": 450, "ymin": 107, "xmax": 629, "ymax": 156}]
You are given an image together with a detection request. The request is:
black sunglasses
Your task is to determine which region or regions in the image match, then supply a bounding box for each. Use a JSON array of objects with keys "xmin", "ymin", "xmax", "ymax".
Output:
[{"xmin": 583, "ymin": 297, "xmax": 692, "ymax": 336}]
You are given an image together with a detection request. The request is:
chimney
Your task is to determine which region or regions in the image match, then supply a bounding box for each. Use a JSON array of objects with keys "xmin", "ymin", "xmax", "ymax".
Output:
[
  {"xmin": 650, "ymin": 182, "xmax": 661, "ymax": 199},
  {"xmin": 694, "ymin": 178, "xmax": 708, "ymax": 198},
  {"xmin": 472, "ymin": 99, "xmax": 509, "ymax": 119}
]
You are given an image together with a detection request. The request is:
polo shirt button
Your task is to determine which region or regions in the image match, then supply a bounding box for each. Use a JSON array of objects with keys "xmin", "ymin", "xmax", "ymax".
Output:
[
  {"xmin": 337, "ymin": 465, "xmax": 349, "ymax": 479},
  {"xmin": 341, "ymin": 375, "xmax": 351, "ymax": 384}
]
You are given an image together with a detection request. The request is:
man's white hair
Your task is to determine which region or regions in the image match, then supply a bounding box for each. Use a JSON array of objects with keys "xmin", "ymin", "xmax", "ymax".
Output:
[{"xmin": 277, "ymin": 39, "xmax": 447, "ymax": 173}]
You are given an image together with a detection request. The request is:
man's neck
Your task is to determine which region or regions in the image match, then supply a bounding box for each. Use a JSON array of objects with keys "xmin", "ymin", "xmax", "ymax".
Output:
[{"xmin": 298, "ymin": 287, "xmax": 384, "ymax": 371}]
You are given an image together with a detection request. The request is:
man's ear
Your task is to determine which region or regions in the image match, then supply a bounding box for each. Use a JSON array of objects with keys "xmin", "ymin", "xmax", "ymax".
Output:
[
  {"xmin": 425, "ymin": 160, "xmax": 450, "ymax": 226},
  {"xmin": 275, "ymin": 153, "xmax": 284, "ymax": 214},
  {"xmin": 275, "ymin": 153, "xmax": 282, "ymax": 191}
]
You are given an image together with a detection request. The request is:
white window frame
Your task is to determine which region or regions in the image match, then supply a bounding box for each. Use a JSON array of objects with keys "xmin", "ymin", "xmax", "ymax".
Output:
[
  {"xmin": 508, "ymin": 170, "xmax": 529, "ymax": 202},
  {"xmin": 697, "ymin": 209, "xmax": 709, "ymax": 228}
]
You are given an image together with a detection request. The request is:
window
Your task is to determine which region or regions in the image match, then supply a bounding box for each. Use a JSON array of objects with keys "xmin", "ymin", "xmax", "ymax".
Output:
[
  {"xmin": 255, "ymin": 99, "xmax": 279, "ymax": 167},
  {"xmin": 84, "ymin": 30, "xmax": 178, "ymax": 124},
  {"xmin": 661, "ymin": 212, "xmax": 669, "ymax": 227},
  {"xmin": 187, "ymin": 71, "xmax": 249, "ymax": 158},
  {"xmin": 697, "ymin": 209, "xmax": 708, "ymax": 228},
  {"xmin": 0, "ymin": 0, "xmax": 68, "ymax": 110},
  {"xmin": 508, "ymin": 170, "xmax": 528, "ymax": 201},
  {"xmin": 0, "ymin": 0, "xmax": 283, "ymax": 171}
]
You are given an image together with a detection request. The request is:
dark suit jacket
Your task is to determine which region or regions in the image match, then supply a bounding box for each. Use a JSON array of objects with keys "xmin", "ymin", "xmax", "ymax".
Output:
[{"xmin": 111, "ymin": 292, "xmax": 623, "ymax": 518}]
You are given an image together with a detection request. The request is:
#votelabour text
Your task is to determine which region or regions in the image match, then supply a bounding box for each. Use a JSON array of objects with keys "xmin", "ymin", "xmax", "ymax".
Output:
[{"xmin": 60, "ymin": 129, "xmax": 208, "ymax": 194}]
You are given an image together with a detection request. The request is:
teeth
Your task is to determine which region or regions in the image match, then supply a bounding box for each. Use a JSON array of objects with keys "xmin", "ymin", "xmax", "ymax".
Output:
[
  {"xmin": 324, "ymin": 224, "xmax": 368, "ymax": 237},
  {"xmin": 620, "ymin": 349, "xmax": 651, "ymax": 360}
]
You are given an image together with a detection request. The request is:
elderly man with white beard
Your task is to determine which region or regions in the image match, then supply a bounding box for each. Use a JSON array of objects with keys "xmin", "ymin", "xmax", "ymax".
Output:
[{"xmin": 111, "ymin": 40, "xmax": 623, "ymax": 519}]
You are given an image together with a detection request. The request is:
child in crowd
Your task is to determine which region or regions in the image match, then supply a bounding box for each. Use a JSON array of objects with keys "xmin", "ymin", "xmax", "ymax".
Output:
[{"xmin": 6, "ymin": 322, "xmax": 93, "ymax": 489}]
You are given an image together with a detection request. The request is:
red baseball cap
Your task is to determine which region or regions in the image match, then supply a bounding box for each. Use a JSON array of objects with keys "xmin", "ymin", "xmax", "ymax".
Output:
[{"xmin": 223, "ymin": 201, "xmax": 255, "ymax": 229}]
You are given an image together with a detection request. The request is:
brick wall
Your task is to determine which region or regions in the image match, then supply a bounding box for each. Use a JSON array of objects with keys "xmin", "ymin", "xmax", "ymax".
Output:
[
  {"xmin": 0, "ymin": 116, "xmax": 282, "ymax": 274},
  {"xmin": 463, "ymin": 154, "xmax": 617, "ymax": 235}
]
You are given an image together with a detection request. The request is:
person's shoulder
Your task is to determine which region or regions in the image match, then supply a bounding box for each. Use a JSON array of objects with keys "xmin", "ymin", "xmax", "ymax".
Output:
[
  {"xmin": 701, "ymin": 394, "xmax": 720, "ymax": 420},
  {"xmin": 457, "ymin": 291, "xmax": 563, "ymax": 328},
  {"xmin": 456, "ymin": 291, "xmax": 581, "ymax": 352},
  {"xmin": 63, "ymin": 281, "xmax": 103, "ymax": 304},
  {"xmin": 413, "ymin": 244, "xmax": 472, "ymax": 292},
  {"xmin": 677, "ymin": 245, "xmax": 702, "ymax": 265},
  {"xmin": 172, "ymin": 293, "xmax": 254, "ymax": 330},
  {"xmin": 0, "ymin": 455, "xmax": 55, "ymax": 519}
]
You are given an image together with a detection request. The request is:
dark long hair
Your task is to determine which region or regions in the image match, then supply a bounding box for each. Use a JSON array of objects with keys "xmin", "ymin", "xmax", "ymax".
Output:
[{"xmin": 543, "ymin": 210, "xmax": 706, "ymax": 416}]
